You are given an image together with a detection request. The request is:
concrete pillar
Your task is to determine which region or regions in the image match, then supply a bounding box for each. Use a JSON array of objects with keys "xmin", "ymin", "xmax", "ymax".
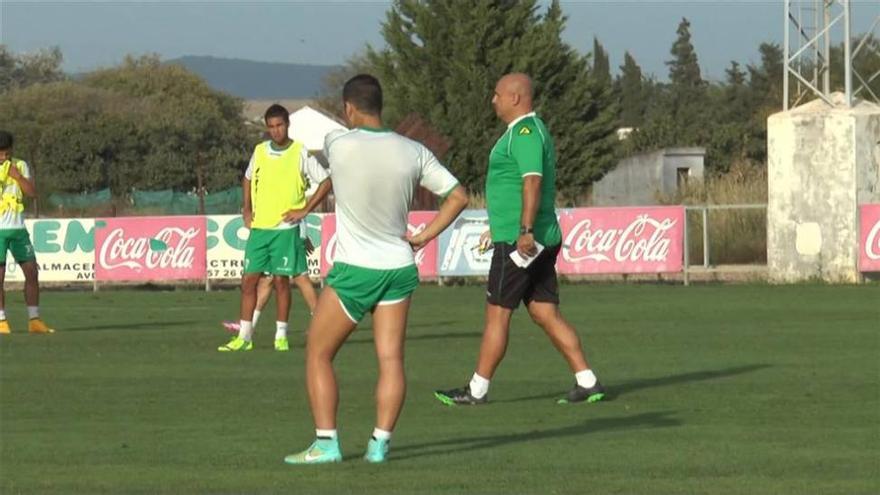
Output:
[{"xmin": 767, "ymin": 93, "xmax": 880, "ymax": 282}]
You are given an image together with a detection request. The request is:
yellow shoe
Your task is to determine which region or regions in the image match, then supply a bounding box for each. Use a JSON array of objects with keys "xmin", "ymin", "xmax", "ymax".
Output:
[
  {"xmin": 0, "ymin": 320, "xmax": 10, "ymax": 335},
  {"xmin": 28, "ymin": 318, "xmax": 55, "ymax": 334}
]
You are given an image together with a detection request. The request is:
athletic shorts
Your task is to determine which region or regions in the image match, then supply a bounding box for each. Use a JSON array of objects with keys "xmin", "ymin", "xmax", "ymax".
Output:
[
  {"xmin": 0, "ymin": 228, "xmax": 36, "ymax": 265},
  {"xmin": 486, "ymin": 242, "xmax": 561, "ymax": 309},
  {"xmin": 243, "ymin": 227, "xmax": 306, "ymax": 277},
  {"xmin": 326, "ymin": 262, "xmax": 419, "ymax": 322}
]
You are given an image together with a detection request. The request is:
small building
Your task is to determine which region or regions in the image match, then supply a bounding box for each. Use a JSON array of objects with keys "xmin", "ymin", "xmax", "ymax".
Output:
[
  {"xmin": 592, "ymin": 147, "xmax": 706, "ymax": 206},
  {"xmin": 288, "ymin": 105, "xmax": 347, "ymax": 151}
]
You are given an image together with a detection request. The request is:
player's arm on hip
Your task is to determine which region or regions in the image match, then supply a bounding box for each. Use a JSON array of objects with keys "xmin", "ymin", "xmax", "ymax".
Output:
[
  {"xmin": 283, "ymin": 178, "xmax": 332, "ymax": 223},
  {"xmin": 408, "ymin": 185, "xmax": 468, "ymax": 251}
]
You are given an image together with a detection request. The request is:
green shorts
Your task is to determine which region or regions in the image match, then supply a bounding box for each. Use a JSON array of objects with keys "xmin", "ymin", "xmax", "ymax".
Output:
[
  {"xmin": 326, "ymin": 262, "xmax": 419, "ymax": 322},
  {"xmin": 243, "ymin": 227, "xmax": 307, "ymax": 277},
  {"xmin": 0, "ymin": 228, "xmax": 36, "ymax": 265}
]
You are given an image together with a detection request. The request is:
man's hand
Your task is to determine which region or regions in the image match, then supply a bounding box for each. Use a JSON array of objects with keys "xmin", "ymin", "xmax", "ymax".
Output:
[
  {"xmin": 243, "ymin": 209, "xmax": 253, "ymax": 229},
  {"xmin": 282, "ymin": 208, "xmax": 308, "ymax": 223},
  {"xmin": 477, "ymin": 229, "xmax": 492, "ymax": 253},
  {"xmin": 6, "ymin": 164, "xmax": 22, "ymax": 181},
  {"xmin": 407, "ymin": 232, "xmax": 429, "ymax": 252},
  {"xmin": 516, "ymin": 233, "xmax": 537, "ymax": 257}
]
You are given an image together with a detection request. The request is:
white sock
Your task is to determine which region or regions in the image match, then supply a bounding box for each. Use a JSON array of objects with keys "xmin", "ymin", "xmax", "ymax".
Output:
[
  {"xmin": 372, "ymin": 428, "xmax": 392, "ymax": 441},
  {"xmin": 237, "ymin": 320, "xmax": 253, "ymax": 341},
  {"xmin": 575, "ymin": 369, "xmax": 598, "ymax": 388},
  {"xmin": 316, "ymin": 429, "xmax": 337, "ymax": 440},
  {"xmin": 27, "ymin": 306, "xmax": 39, "ymax": 319},
  {"xmin": 275, "ymin": 321, "xmax": 288, "ymax": 339},
  {"xmin": 469, "ymin": 373, "xmax": 490, "ymax": 399},
  {"xmin": 0, "ymin": 309, "xmax": 6, "ymax": 320},
  {"xmin": 252, "ymin": 309, "xmax": 262, "ymax": 327}
]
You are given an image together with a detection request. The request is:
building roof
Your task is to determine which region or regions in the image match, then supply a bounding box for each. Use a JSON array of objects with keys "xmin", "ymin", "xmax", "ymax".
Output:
[{"xmin": 288, "ymin": 105, "xmax": 347, "ymax": 151}]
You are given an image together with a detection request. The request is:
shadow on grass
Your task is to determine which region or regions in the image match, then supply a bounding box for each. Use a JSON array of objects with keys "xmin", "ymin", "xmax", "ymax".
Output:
[
  {"xmin": 390, "ymin": 410, "xmax": 680, "ymax": 461},
  {"xmin": 348, "ymin": 332, "xmax": 483, "ymax": 345},
  {"xmin": 61, "ymin": 319, "xmax": 203, "ymax": 332},
  {"xmin": 346, "ymin": 321, "xmax": 481, "ymax": 345},
  {"xmin": 494, "ymin": 364, "xmax": 772, "ymax": 404}
]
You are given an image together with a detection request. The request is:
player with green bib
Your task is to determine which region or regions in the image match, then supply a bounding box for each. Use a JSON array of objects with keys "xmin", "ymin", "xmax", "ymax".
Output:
[
  {"xmin": 0, "ymin": 130, "xmax": 54, "ymax": 335},
  {"xmin": 218, "ymin": 105, "xmax": 331, "ymax": 352}
]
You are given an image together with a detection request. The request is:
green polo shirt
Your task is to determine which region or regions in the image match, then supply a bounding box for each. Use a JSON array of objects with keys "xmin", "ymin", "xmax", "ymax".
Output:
[{"xmin": 485, "ymin": 112, "xmax": 562, "ymax": 246}]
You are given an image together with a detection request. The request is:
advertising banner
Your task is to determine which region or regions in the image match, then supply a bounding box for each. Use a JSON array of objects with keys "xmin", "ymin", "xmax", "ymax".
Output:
[
  {"xmin": 859, "ymin": 204, "xmax": 880, "ymax": 272},
  {"xmin": 557, "ymin": 206, "xmax": 685, "ymax": 274},
  {"xmin": 3, "ymin": 219, "xmax": 95, "ymax": 282},
  {"xmin": 437, "ymin": 209, "xmax": 492, "ymax": 276},
  {"xmin": 95, "ymin": 216, "xmax": 207, "ymax": 281}
]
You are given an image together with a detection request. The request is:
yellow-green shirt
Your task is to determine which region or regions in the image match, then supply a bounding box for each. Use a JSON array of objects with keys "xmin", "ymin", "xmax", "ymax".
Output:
[
  {"xmin": 0, "ymin": 158, "xmax": 30, "ymax": 230},
  {"xmin": 245, "ymin": 140, "xmax": 329, "ymax": 229}
]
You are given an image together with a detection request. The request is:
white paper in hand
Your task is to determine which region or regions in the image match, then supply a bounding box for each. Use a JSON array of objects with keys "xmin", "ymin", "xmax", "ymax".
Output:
[{"xmin": 509, "ymin": 242, "xmax": 544, "ymax": 268}]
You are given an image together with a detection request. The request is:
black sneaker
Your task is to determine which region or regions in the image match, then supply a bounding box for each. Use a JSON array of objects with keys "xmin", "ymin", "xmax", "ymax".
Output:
[
  {"xmin": 557, "ymin": 381, "xmax": 606, "ymax": 404},
  {"xmin": 434, "ymin": 385, "xmax": 488, "ymax": 406}
]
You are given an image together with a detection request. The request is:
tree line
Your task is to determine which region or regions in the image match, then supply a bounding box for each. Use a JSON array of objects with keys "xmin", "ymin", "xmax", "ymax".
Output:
[{"xmin": 2, "ymin": 1, "xmax": 877, "ymax": 206}]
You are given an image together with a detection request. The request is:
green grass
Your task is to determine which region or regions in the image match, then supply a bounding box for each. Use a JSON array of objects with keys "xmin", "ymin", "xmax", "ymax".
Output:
[{"xmin": 1, "ymin": 284, "xmax": 878, "ymax": 494}]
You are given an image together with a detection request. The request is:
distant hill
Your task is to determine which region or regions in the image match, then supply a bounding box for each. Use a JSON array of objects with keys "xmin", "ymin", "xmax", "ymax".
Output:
[{"xmin": 167, "ymin": 56, "xmax": 339, "ymax": 99}]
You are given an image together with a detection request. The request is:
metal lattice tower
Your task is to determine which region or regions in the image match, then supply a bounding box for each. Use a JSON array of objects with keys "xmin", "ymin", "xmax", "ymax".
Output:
[{"xmin": 784, "ymin": 0, "xmax": 880, "ymax": 109}]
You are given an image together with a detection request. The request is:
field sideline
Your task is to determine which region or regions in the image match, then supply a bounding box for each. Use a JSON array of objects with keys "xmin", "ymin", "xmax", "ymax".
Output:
[{"xmin": 1, "ymin": 284, "xmax": 878, "ymax": 494}]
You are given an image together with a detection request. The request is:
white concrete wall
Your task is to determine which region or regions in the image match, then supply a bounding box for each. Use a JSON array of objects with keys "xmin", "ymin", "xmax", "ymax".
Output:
[
  {"xmin": 593, "ymin": 148, "xmax": 705, "ymax": 206},
  {"xmin": 767, "ymin": 94, "xmax": 880, "ymax": 282},
  {"xmin": 661, "ymin": 150, "xmax": 705, "ymax": 193},
  {"xmin": 593, "ymin": 150, "xmax": 664, "ymax": 205}
]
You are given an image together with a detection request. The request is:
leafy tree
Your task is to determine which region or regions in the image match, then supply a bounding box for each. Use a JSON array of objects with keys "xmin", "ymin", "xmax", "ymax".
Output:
[
  {"xmin": 82, "ymin": 55, "xmax": 250, "ymax": 191},
  {"xmin": 665, "ymin": 17, "xmax": 706, "ymax": 138},
  {"xmin": 0, "ymin": 45, "xmax": 65, "ymax": 93},
  {"xmin": 616, "ymin": 51, "xmax": 648, "ymax": 127},
  {"xmin": 591, "ymin": 37, "xmax": 611, "ymax": 87},
  {"xmin": 0, "ymin": 52, "xmax": 251, "ymax": 199},
  {"xmin": 330, "ymin": 0, "xmax": 618, "ymax": 203}
]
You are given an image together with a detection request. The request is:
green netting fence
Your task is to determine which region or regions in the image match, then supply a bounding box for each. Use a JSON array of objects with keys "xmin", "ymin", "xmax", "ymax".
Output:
[{"xmin": 44, "ymin": 187, "xmax": 243, "ymax": 217}]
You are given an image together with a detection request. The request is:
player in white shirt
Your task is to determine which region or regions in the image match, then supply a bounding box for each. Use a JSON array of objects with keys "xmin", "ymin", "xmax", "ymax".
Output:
[{"xmin": 283, "ymin": 75, "xmax": 468, "ymax": 465}]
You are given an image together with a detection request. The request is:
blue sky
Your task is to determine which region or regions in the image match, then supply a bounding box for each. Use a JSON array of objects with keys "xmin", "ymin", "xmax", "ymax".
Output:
[{"xmin": 2, "ymin": 1, "xmax": 877, "ymax": 82}]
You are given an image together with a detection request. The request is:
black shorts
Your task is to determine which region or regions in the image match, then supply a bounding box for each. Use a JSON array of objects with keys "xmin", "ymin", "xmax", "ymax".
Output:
[{"xmin": 486, "ymin": 242, "xmax": 561, "ymax": 309}]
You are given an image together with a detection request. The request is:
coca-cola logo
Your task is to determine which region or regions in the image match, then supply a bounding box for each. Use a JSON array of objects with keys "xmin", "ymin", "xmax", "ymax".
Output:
[
  {"xmin": 865, "ymin": 220, "xmax": 880, "ymax": 260},
  {"xmin": 562, "ymin": 215, "xmax": 677, "ymax": 263},
  {"xmin": 99, "ymin": 227, "xmax": 199, "ymax": 271}
]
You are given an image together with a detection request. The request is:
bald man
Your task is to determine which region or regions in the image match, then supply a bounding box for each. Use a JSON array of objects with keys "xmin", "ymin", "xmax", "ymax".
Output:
[{"xmin": 435, "ymin": 73, "xmax": 606, "ymax": 406}]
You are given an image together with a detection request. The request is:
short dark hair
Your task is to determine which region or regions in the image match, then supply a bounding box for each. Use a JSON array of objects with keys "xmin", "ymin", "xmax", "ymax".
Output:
[
  {"xmin": 0, "ymin": 130, "xmax": 12, "ymax": 151},
  {"xmin": 343, "ymin": 74, "xmax": 383, "ymax": 116},
  {"xmin": 264, "ymin": 104, "xmax": 290, "ymax": 124}
]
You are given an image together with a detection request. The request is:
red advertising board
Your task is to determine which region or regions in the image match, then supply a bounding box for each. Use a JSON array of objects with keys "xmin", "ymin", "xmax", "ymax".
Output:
[
  {"xmin": 557, "ymin": 206, "xmax": 685, "ymax": 274},
  {"xmin": 95, "ymin": 216, "xmax": 207, "ymax": 281},
  {"xmin": 859, "ymin": 204, "xmax": 880, "ymax": 272}
]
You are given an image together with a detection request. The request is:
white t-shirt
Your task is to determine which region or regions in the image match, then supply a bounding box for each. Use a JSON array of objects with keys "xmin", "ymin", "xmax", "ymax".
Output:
[
  {"xmin": 244, "ymin": 142, "xmax": 330, "ymax": 229},
  {"xmin": 0, "ymin": 160, "xmax": 30, "ymax": 230},
  {"xmin": 325, "ymin": 128, "xmax": 459, "ymax": 270}
]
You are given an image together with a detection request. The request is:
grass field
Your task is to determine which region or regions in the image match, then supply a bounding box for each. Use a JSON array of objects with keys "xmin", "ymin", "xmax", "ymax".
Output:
[{"xmin": 1, "ymin": 284, "xmax": 878, "ymax": 494}]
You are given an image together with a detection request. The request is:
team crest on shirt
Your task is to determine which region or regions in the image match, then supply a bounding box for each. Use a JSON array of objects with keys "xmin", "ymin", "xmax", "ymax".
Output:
[{"xmin": 518, "ymin": 126, "xmax": 531, "ymax": 136}]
